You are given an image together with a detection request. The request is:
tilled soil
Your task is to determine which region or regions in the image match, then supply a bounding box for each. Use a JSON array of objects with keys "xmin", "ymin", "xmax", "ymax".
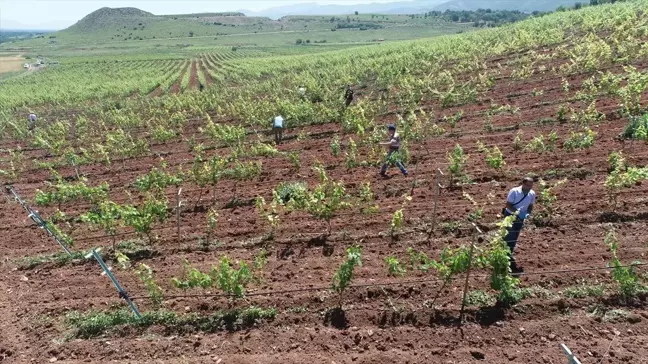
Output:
[
  {"xmin": 1, "ymin": 44, "xmax": 648, "ymax": 364},
  {"xmin": 188, "ymin": 60, "xmax": 199, "ymax": 90}
]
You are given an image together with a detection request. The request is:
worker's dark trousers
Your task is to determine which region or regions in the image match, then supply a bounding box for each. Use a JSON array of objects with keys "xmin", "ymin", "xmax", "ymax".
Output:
[
  {"xmin": 274, "ymin": 127, "xmax": 283, "ymax": 144},
  {"xmin": 503, "ymin": 213, "xmax": 525, "ymax": 267},
  {"xmin": 381, "ymin": 149, "xmax": 407, "ymax": 175},
  {"xmin": 345, "ymin": 97, "xmax": 353, "ymax": 107}
]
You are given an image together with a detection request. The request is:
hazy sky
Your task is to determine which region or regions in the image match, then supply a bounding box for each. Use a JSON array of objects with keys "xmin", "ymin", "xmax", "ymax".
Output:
[{"xmin": 0, "ymin": 0, "xmax": 398, "ymax": 29}]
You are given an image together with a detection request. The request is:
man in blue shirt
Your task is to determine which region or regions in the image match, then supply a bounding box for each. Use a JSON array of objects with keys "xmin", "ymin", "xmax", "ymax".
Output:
[{"xmin": 502, "ymin": 177, "xmax": 536, "ymax": 274}]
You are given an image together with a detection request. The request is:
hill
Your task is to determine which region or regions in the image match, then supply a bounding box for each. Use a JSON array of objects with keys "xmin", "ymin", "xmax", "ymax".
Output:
[
  {"xmin": 15, "ymin": 6, "xmax": 469, "ymax": 47},
  {"xmin": 67, "ymin": 7, "xmax": 155, "ymax": 32}
]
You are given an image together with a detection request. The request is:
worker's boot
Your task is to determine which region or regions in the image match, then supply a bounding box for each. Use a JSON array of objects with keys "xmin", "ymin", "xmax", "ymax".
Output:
[{"xmin": 510, "ymin": 261, "xmax": 523, "ymax": 276}]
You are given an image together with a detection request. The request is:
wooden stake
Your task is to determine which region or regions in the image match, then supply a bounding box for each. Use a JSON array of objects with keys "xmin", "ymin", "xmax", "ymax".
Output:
[
  {"xmin": 426, "ymin": 168, "xmax": 442, "ymax": 244},
  {"xmin": 459, "ymin": 225, "xmax": 478, "ymax": 326},
  {"xmin": 176, "ymin": 188, "xmax": 183, "ymax": 243}
]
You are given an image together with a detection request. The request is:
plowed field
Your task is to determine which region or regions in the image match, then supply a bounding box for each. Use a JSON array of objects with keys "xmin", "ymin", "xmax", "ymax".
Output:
[{"xmin": 1, "ymin": 35, "xmax": 648, "ymax": 364}]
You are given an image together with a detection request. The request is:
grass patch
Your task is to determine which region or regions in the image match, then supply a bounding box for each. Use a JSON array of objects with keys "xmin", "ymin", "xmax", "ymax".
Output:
[
  {"xmin": 17, "ymin": 240, "xmax": 156, "ymax": 270},
  {"xmin": 586, "ymin": 304, "xmax": 630, "ymax": 322},
  {"xmin": 521, "ymin": 285, "xmax": 557, "ymax": 300},
  {"xmin": 275, "ymin": 181, "xmax": 308, "ymax": 204},
  {"xmin": 285, "ymin": 306, "xmax": 310, "ymax": 314},
  {"xmin": 110, "ymin": 240, "xmax": 158, "ymax": 260},
  {"xmin": 18, "ymin": 251, "xmax": 90, "ymax": 270},
  {"xmin": 465, "ymin": 290, "xmax": 496, "ymax": 307},
  {"xmin": 65, "ymin": 306, "xmax": 276, "ymax": 339},
  {"xmin": 440, "ymin": 221, "xmax": 462, "ymax": 234},
  {"xmin": 562, "ymin": 282, "xmax": 605, "ymax": 299}
]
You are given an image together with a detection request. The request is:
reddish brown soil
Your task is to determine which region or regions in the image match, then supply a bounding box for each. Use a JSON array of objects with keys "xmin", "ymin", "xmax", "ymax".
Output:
[
  {"xmin": 188, "ymin": 60, "xmax": 199, "ymax": 90},
  {"xmin": 148, "ymin": 85, "xmax": 165, "ymax": 97},
  {"xmin": 1, "ymin": 42, "xmax": 648, "ymax": 364},
  {"xmin": 200, "ymin": 58, "xmax": 214, "ymax": 85},
  {"xmin": 169, "ymin": 62, "xmax": 189, "ymax": 94}
]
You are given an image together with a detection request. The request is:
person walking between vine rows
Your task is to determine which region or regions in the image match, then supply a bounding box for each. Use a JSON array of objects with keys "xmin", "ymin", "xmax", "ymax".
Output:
[
  {"xmin": 28, "ymin": 112, "xmax": 37, "ymax": 132},
  {"xmin": 273, "ymin": 115, "xmax": 284, "ymax": 144},
  {"xmin": 380, "ymin": 124, "xmax": 408, "ymax": 177},
  {"xmin": 343, "ymin": 85, "xmax": 354, "ymax": 108},
  {"xmin": 502, "ymin": 177, "xmax": 536, "ymax": 274}
]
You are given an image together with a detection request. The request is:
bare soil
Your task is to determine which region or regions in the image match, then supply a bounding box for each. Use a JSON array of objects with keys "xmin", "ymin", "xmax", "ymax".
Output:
[
  {"xmin": 169, "ymin": 62, "xmax": 189, "ymax": 94},
  {"xmin": 200, "ymin": 58, "xmax": 214, "ymax": 85},
  {"xmin": 188, "ymin": 60, "xmax": 199, "ymax": 90},
  {"xmin": 0, "ymin": 55, "xmax": 25, "ymax": 74}
]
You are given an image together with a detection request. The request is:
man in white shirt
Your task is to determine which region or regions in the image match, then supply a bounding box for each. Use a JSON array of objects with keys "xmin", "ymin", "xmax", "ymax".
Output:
[
  {"xmin": 502, "ymin": 177, "xmax": 536, "ymax": 273},
  {"xmin": 379, "ymin": 124, "xmax": 408, "ymax": 177},
  {"xmin": 28, "ymin": 112, "xmax": 37, "ymax": 132},
  {"xmin": 298, "ymin": 86, "xmax": 306, "ymax": 100},
  {"xmin": 273, "ymin": 115, "xmax": 284, "ymax": 144}
]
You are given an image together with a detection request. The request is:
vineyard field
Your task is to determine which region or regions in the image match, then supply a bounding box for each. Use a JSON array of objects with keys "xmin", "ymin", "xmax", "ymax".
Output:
[{"xmin": 1, "ymin": 1, "xmax": 648, "ymax": 363}]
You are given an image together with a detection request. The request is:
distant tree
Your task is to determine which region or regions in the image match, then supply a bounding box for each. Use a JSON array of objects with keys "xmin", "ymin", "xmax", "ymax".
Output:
[
  {"xmin": 556, "ymin": 5, "xmax": 567, "ymax": 11},
  {"xmin": 355, "ymin": 11, "xmax": 359, "ymax": 15},
  {"xmin": 306, "ymin": 39, "xmax": 310, "ymax": 44},
  {"xmin": 189, "ymin": 31, "xmax": 194, "ymax": 37},
  {"xmin": 330, "ymin": 16, "xmax": 336, "ymax": 22},
  {"xmin": 590, "ymin": 0, "xmax": 599, "ymax": 4},
  {"xmin": 296, "ymin": 39, "xmax": 303, "ymax": 45},
  {"xmin": 574, "ymin": 2, "xmax": 583, "ymax": 9}
]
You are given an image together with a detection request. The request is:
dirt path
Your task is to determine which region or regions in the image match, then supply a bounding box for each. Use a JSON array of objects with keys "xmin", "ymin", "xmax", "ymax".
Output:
[
  {"xmin": 200, "ymin": 58, "xmax": 214, "ymax": 85},
  {"xmin": 169, "ymin": 62, "xmax": 189, "ymax": 94},
  {"xmin": 188, "ymin": 60, "xmax": 198, "ymax": 90}
]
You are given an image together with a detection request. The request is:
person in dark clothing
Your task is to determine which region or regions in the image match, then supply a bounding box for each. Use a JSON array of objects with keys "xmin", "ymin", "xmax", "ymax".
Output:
[
  {"xmin": 344, "ymin": 85, "xmax": 354, "ymax": 108},
  {"xmin": 199, "ymin": 83, "xmax": 204, "ymax": 92}
]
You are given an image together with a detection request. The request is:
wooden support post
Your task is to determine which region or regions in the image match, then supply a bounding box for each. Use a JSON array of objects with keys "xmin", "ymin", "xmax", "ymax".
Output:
[
  {"xmin": 458, "ymin": 230, "xmax": 477, "ymax": 326},
  {"xmin": 176, "ymin": 188, "xmax": 182, "ymax": 243},
  {"xmin": 426, "ymin": 168, "xmax": 442, "ymax": 245}
]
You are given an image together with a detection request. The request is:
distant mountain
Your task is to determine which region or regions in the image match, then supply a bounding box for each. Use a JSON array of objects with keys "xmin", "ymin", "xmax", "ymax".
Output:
[
  {"xmin": 242, "ymin": 0, "xmax": 582, "ymax": 17},
  {"xmin": 433, "ymin": 0, "xmax": 581, "ymax": 12},
  {"xmin": 240, "ymin": 1, "xmax": 448, "ymax": 18},
  {"xmin": 0, "ymin": 18, "xmax": 57, "ymax": 32}
]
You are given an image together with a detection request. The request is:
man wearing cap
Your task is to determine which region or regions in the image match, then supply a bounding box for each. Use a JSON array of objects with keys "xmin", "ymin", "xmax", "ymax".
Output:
[
  {"xmin": 379, "ymin": 124, "xmax": 408, "ymax": 177},
  {"xmin": 502, "ymin": 177, "xmax": 536, "ymax": 274}
]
